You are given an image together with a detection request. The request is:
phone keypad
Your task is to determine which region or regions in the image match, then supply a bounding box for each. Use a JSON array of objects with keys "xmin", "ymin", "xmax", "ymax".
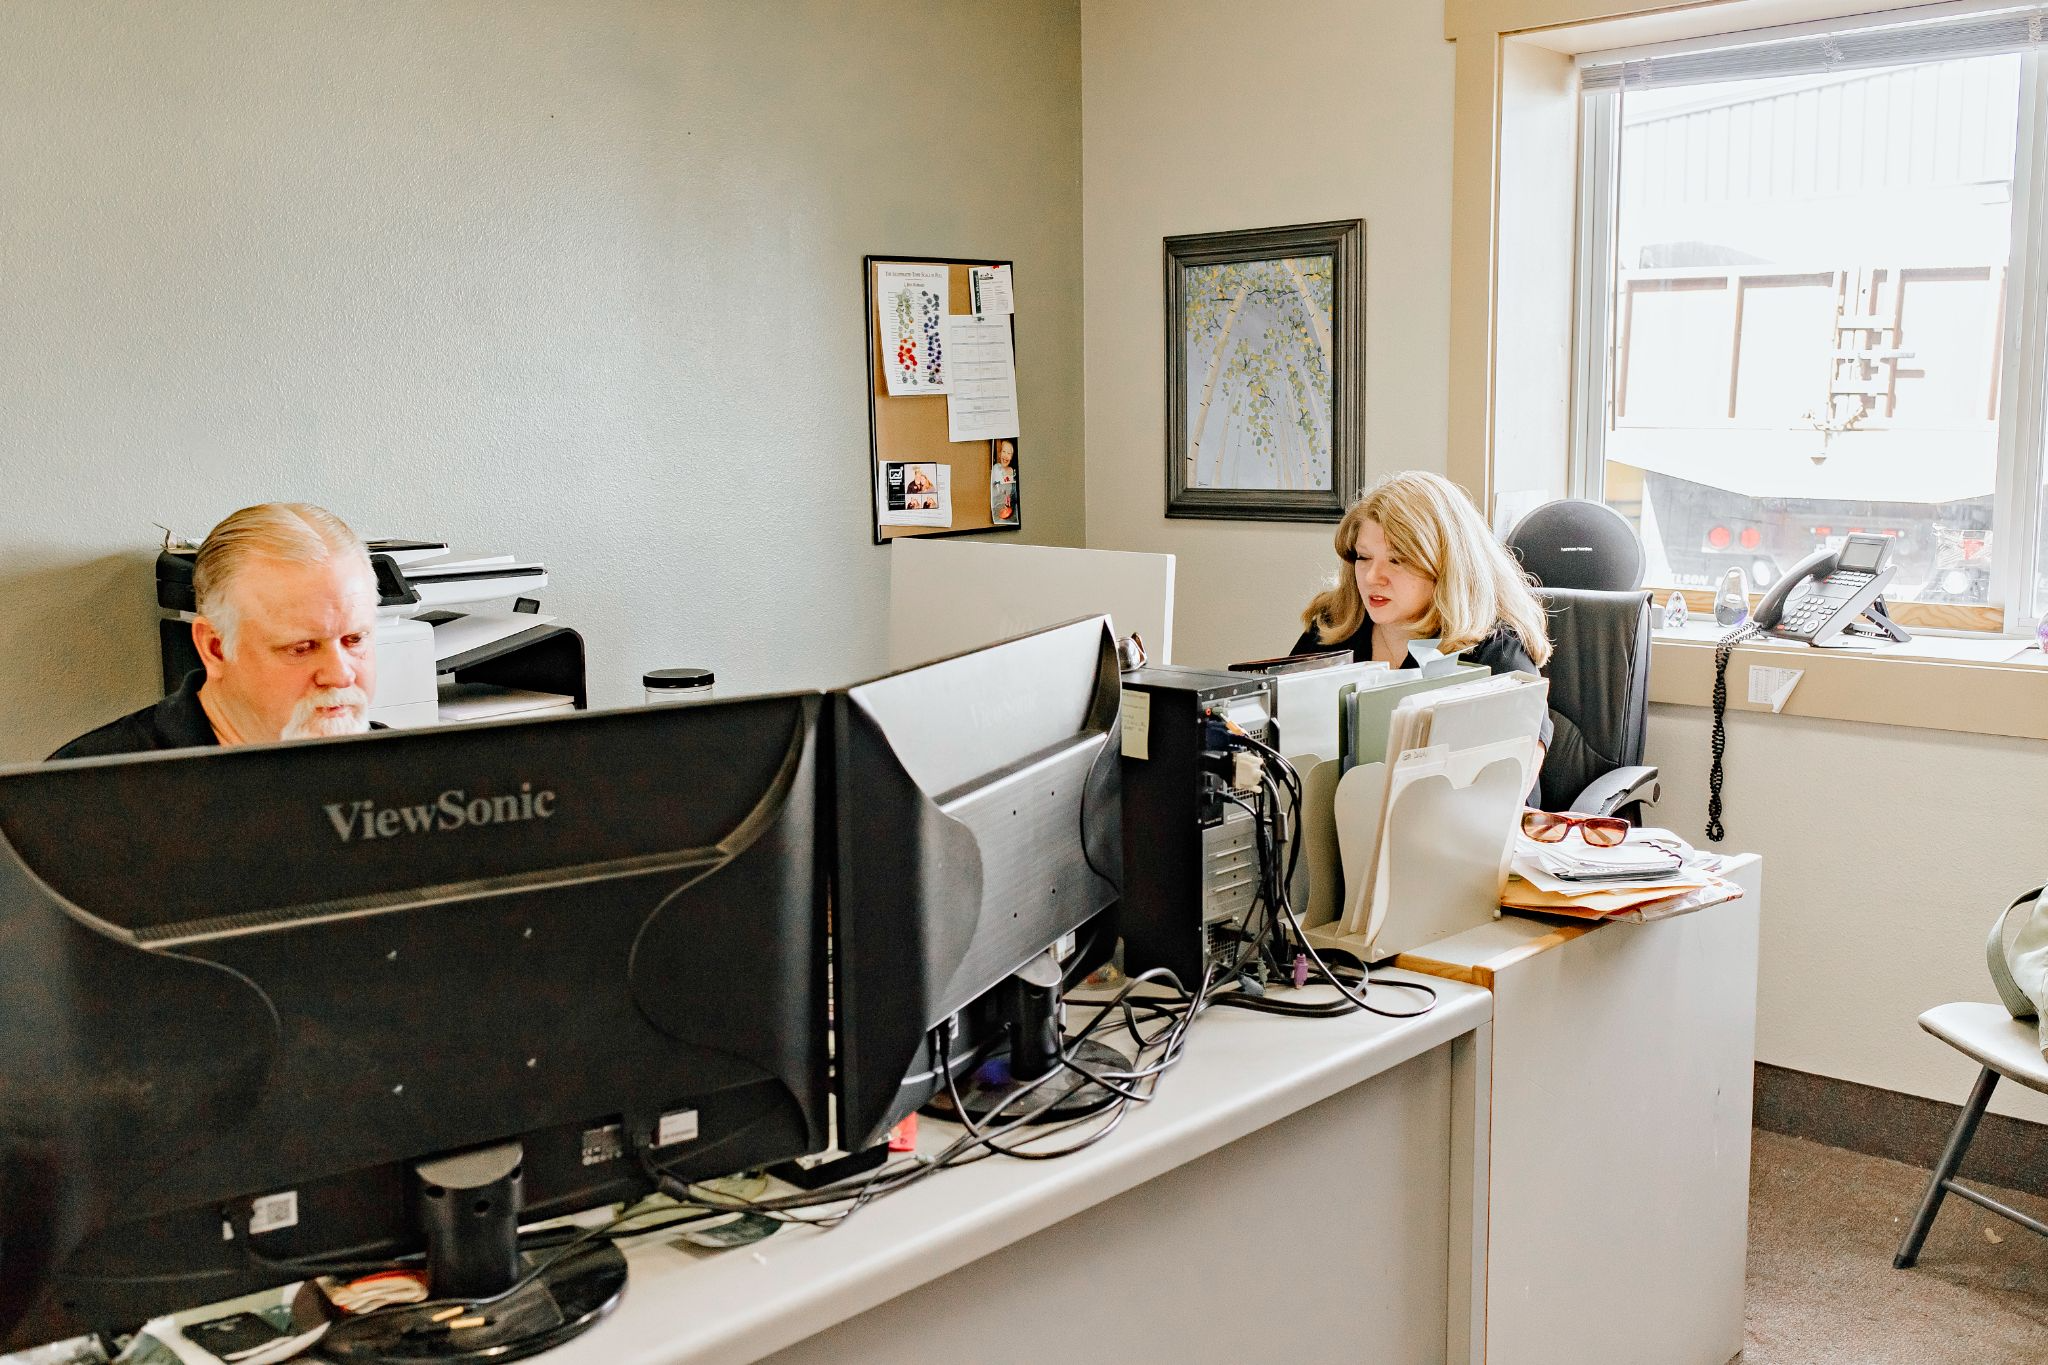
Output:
[{"xmin": 1778, "ymin": 569, "xmax": 1877, "ymax": 636}]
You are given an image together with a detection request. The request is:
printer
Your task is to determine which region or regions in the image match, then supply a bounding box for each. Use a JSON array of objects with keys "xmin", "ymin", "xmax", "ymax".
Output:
[{"xmin": 153, "ymin": 538, "xmax": 570, "ymax": 730}]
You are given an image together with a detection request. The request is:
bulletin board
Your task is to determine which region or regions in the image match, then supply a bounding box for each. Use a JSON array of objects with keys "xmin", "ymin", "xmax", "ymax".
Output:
[{"xmin": 864, "ymin": 254, "xmax": 1023, "ymax": 544}]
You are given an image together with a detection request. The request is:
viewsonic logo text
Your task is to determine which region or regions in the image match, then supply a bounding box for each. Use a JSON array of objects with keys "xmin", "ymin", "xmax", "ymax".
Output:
[{"xmin": 324, "ymin": 785, "xmax": 557, "ymax": 843}]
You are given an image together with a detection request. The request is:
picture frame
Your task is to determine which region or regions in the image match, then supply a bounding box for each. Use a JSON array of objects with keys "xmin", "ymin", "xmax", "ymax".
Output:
[{"xmin": 1164, "ymin": 219, "xmax": 1364, "ymax": 522}]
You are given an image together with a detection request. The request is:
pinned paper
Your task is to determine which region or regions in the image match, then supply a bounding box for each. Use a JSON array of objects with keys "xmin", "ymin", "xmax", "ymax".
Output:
[
  {"xmin": 876, "ymin": 264, "xmax": 951, "ymax": 395},
  {"xmin": 943, "ymin": 314, "xmax": 1019, "ymax": 441},
  {"xmin": 1119, "ymin": 688, "xmax": 1151, "ymax": 759},
  {"xmin": 969, "ymin": 264, "xmax": 1014, "ymax": 314},
  {"xmin": 1747, "ymin": 665, "xmax": 1803, "ymax": 713},
  {"xmin": 878, "ymin": 462, "xmax": 952, "ymax": 527}
]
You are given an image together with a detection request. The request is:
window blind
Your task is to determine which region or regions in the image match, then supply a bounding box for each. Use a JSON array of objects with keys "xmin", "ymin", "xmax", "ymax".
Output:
[{"xmin": 1579, "ymin": 3, "xmax": 2048, "ymax": 91}]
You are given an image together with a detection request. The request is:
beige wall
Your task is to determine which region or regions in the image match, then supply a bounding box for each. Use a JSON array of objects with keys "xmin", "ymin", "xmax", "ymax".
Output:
[
  {"xmin": 1649, "ymin": 707, "xmax": 2048, "ymax": 1124},
  {"xmin": 0, "ymin": 0, "xmax": 1083, "ymax": 762},
  {"xmin": 1079, "ymin": 0, "xmax": 1457, "ymax": 669},
  {"xmin": 1083, "ymin": 0, "xmax": 2048, "ymax": 1120}
]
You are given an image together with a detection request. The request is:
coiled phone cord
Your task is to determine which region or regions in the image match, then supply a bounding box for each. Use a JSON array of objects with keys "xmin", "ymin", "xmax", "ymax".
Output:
[{"xmin": 1706, "ymin": 621, "xmax": 1761, "ymax": 843}]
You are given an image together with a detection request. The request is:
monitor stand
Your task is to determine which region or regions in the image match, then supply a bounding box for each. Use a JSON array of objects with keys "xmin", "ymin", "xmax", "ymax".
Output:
[
  {"xmin": 928, "ymin": 951, "xmax": 1126, "ymax": 1128},
  {"xmin": 322, "ymin": 1142, "xmax": 626, "ymax": 1363}
]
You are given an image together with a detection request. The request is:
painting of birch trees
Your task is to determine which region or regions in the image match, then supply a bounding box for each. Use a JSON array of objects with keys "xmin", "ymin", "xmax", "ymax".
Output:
[
  {"xmin": 1183, "ymin": 254, "xmax": 1334, "ymax": 491},
  {"xmin": 1164, "ymin": 220, "xmax": 1362, "ymax": 523}
]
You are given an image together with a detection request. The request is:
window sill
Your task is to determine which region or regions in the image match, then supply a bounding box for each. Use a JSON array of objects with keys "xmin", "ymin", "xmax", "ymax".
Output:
[{"xmin": 1649, "ymin": 626, "xmax": 2048, "ymax": 740}]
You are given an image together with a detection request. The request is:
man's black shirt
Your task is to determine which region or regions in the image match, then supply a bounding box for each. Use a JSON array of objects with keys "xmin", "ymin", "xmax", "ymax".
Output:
[
  {"xmin": 48, "ymin": 670, "xmax": 219, "ymax": 760},
  {"xmin": 47, "ymin": 671, "xmax": 386, "ymax": 761}
]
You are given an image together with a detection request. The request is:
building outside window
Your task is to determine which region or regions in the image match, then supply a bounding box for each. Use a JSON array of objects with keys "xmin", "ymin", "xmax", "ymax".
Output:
[{"xmin": 1571, "ymin": 8, "xmax": 2048, "ymax": 628}]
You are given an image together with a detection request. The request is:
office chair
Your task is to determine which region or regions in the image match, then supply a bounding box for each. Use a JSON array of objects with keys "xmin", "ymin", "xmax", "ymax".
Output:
[
  {"xmin": 1533, "ymin": 587, "xmax": 1659, "ymax": 817},
  {"xmin": 1894, "ymin": 892, "xmax": 2048, "ymax": 1268},
  {"xmin": 1507, "ymin": 499, "xmax": 1645, "ymax": 592}
]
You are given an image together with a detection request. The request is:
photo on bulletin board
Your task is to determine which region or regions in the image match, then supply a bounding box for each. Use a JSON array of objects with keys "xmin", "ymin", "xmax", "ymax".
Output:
[
  {"xmin": 864, "ymin": 254, "xmax": 1023, "ymax": 545},
  {"xmin": 989, "ymin": 438, "xmax": 1020, "ymax": 526}
]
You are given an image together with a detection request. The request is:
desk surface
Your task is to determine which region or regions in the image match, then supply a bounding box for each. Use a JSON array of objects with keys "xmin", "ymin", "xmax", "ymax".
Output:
[
  {"xmin": 1391, "ymin": 852, "xmax": 1761, "ymax": 989},
  {"xmin": 542, "ymin": 971, "xmax": 1490, "ymax": 1365}
]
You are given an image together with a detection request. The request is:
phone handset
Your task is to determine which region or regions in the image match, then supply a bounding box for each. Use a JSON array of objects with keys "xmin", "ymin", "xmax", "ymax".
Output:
[{"xmin": 1751, "ymin": 545, "xmax": 1838, "ymax": 631}]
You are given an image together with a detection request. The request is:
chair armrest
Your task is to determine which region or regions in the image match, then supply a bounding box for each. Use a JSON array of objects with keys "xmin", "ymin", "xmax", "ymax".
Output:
[{"xmin": 1569, "ymin": 765, "xmax": 1660, "ymax": 817}]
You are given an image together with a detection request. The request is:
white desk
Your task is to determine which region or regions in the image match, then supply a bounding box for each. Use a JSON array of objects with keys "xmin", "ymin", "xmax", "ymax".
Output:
[
  {"xmin": 1397, "ymin": 854, "xmax": 1763, "ymax": 1365},
  {"xmin": 543, "ymin": 972, "xmax": 1493, "ymax": 1365}
]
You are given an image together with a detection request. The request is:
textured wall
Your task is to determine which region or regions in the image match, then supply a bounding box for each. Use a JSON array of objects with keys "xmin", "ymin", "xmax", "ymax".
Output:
[
  {"xmin": 1648, "ymin": 705, "xmax": 2048, "ymax": 1124},
  {"xmin": 1080, "ymin": 0, "xmax": 1457, "ymax": 670},
  {"xmin": 0, "ymin": 0, "xmax": 1083, "ymax": 761}
]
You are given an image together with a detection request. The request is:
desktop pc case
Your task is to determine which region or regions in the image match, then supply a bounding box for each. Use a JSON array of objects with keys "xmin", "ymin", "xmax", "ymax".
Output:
[
  {"xmin": 1116, "ymin": 666, "xmax": 1278, "ymax": 989},
  {"xmin": 0, "ymin": 697, "xmax": 830, "ymax": 1346}
]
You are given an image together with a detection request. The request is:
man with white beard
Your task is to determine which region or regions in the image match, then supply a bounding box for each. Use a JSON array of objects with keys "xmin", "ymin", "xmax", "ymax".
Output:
[{"xmin": 50, "ymin": 503, "xmax": 383, "ymax": 758}]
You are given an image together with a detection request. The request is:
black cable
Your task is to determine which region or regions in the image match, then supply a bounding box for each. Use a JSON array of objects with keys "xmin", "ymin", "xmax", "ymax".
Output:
[
  {"xmin": 1706, "ymin": 622, "xmax": 1759, "ymax": 843},
  {"xmin": 640, "ymin": 965, "xmax": 1209, "ymax": 1225}
]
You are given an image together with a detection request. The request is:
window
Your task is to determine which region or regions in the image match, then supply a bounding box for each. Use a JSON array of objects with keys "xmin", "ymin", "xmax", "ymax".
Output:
[{"xmin": 1572, "ymin": 8, "xmax": 2048, "ymax": 628}]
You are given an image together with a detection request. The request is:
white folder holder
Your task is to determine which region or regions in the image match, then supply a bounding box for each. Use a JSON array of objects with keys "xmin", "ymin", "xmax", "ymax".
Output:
[{"xmin": 1302, "ymin": 674, "xmax": 1548, "ymax": 964}]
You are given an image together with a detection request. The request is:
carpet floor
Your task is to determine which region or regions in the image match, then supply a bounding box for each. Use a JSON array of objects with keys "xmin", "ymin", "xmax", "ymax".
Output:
[{"xmin": 1742, "ymin": 1130, "xmax": 2048, "ymax": 1363}]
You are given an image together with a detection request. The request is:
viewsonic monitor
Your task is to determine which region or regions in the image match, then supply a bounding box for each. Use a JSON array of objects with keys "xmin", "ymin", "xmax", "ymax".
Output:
[
  {"xmin": 0, "ymin": 695, "xmax": 827, "ymax": 1356},
  {"xmin": 832, "ymin": 616, "xmax": 1124, "ymax": 1152}
]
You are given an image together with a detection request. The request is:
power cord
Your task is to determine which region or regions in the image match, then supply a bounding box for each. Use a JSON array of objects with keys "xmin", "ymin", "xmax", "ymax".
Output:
[{"xmin": 1207, "ymin": 734, "xmax": 1437, "ymax": 1021}]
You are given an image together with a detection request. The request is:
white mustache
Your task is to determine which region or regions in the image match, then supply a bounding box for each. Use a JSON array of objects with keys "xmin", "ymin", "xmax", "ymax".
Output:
[{"xmin": 282, "ymin": 687, "xmax": 371, "ymax": 740}]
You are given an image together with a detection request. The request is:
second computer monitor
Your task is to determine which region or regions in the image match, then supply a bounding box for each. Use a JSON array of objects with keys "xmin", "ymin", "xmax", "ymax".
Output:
[{"xmin": 832, "ymin": 616, "xmax": 1125, "ymax": 1152}]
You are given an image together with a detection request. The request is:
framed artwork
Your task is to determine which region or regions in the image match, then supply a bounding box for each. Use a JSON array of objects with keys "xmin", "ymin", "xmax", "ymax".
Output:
[{"xmin": 1164, "ymin": 219, "xmax": 1364, "ymax": 522}]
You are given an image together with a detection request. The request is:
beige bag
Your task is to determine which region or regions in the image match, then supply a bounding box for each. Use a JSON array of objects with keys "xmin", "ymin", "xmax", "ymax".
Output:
[{"xmin": 1989, "ymin": 887, "xmax": 2048, "ymax": 1059}]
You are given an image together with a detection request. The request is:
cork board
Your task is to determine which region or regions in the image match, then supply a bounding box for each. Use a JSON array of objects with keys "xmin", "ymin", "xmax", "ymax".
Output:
[{"xmin": 864, "ymin": 255, "xmax": 1022, "ymax": 544}]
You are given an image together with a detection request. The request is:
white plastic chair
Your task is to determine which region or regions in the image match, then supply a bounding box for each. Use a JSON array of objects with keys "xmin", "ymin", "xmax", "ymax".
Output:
[{"xmin": 1893, "ymin": 891, "xmax": 2048, "ymax": 1268}]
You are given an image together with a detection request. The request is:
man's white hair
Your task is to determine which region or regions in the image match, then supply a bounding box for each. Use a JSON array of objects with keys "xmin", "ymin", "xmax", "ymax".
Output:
[{"xmin": 193, "ymin": 503, "xmax": 371, "ymax": 656}]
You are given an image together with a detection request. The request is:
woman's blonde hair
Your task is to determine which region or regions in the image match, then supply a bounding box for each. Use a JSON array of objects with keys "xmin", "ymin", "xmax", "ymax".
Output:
[{"xmin": 1301, "ymin": 471, "xmax": 1551, "ymax": 664}]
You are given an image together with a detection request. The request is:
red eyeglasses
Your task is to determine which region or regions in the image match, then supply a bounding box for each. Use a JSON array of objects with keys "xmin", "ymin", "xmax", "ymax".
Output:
[{"xmin": 1521, "ymin": 809, "xmax": 1629, "ymax": 847}]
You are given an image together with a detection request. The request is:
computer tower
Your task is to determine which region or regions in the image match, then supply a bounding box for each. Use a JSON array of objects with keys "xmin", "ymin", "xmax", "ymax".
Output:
[{"xmin": 1116, "ymin": 666, "xmax": 1277, "ymax": 988}]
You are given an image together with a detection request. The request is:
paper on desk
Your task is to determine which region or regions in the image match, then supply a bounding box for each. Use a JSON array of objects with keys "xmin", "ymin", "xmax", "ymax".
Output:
[
  {"xmin": 1509, "ymin": 859, "xmax": 1706, "ymax": 898},
  {"xmin": 943, "ymin": 314, "xmax": 1019, "ymax": 441},
  {"xmin": 1746, "ymin": 664, "xmax": 1802, "ymax": 713},
  {"xmin": 1504, "ymin": 876, "xmax": 1740, "ymax": 921},
  {"xmin": 1510, "ymin": 836, "xmax": 1705, "ymax": 897}
]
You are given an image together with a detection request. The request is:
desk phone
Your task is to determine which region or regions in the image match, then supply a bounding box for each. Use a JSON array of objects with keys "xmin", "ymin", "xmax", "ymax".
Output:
[{"xmin": 1752, "ymin": 532, "xmax": 1901, "ymax": 646}]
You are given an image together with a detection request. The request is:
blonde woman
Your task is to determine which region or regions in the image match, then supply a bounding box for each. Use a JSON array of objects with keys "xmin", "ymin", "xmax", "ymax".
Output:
[{"xmin": 1291, "ymin": 470, "xmax": 1553, "ymax": 753}]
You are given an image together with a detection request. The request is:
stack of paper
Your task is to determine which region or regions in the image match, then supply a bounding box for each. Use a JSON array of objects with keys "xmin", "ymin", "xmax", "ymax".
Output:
[
  {"xmin": 1503, "ymin": 827, "xmax": 1740, "ymax": 922},
  {"xmin": 1527, "ymin": 841, "xmax": 1684, "ymax": 882}
]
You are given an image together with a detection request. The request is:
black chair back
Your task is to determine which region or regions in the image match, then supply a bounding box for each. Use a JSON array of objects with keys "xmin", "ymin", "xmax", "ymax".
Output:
[{"xmin": 1534, "ymin": 588, "xmax": 1653, "ymax": 815}]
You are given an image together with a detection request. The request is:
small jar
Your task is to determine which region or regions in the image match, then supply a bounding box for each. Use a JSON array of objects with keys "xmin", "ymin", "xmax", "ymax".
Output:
[{"xmin": 643, "ymin": 668, "xmax": 715, "ymax": 705}]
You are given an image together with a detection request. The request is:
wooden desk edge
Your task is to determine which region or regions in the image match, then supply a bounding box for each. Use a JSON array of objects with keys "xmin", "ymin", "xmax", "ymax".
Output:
[{"xmin": 1394, "ymin": 919, "xmax": 1600, "ymax": 990}]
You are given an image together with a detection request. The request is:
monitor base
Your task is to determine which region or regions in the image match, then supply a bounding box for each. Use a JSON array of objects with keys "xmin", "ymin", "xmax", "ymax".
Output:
[
  {"xmin": 320, "ymin": 1241, "xmax": 626, "ymax": 1364},
  {"xmin": 927, "ymin": 1037, "xmax": 1127, "ymax": 1128}
]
